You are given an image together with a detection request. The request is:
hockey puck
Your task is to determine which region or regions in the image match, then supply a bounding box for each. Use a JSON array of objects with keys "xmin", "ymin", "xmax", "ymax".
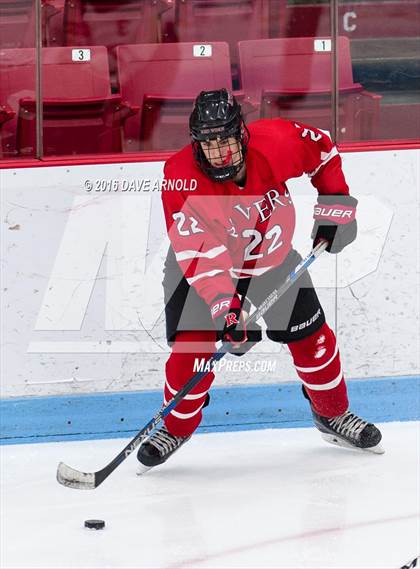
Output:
[{"xmin": 84, "ymin": 519, "xmax": 105, "ymax": 530}]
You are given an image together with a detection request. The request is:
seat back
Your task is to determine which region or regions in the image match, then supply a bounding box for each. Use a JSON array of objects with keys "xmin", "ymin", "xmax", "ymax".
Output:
[
  {"xmin": 41, "ymin": 46, "xmax": 111, "ymax": 97},
  {"xmin": 17, "ymin": 96, "xmax": 129, "ymax": 155},
  {"xmin": 239, "ymin": 36, "xmax": 359, "ymax": 100},
  {"xmin": 175, "ymin": 0, "xmax": 271, "ymax": 68},
  {"xmin": 63, "ymin": 0, "xmax": 169, "ymax": 47},
  {"xmin": 63, "ymin": 0, "xmax": 171, "ymax": 86},
  {"xmin": 238, "ymin": 36, "xmax": 380, "ymax": 140},
  {"xmin": 0, "ymin": 0, "xmax": 64, "ymax": 49},
  {"xmin": 0, "ymin": 46, "xmax": 112, "ymax": 156},
  {"xmin": 0, "ymin": 0, "xmax": 35, "ymax": 48},
  {"xmin": 117, "ymin": 41, "xmax": 232, "ymax": 151}
]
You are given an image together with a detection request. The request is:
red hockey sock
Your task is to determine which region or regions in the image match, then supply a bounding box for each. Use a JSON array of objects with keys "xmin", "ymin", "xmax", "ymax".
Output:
[
  {"xmin": 164, "ymin": 331, "xmax": 217, "ymax": 437},
  {"xmin": 287, "ymin": 323, "xmax": 348, "ymax": 418}
]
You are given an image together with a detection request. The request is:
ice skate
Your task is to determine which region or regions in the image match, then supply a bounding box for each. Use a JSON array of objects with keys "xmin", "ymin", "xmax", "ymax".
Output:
[
  {"xmin": 311, "ymin": 408, "xmax": 384, "ymax": 454},
  {"xmin": 137, "ymin": 424, "xmax": 191, "ymax": 475}
]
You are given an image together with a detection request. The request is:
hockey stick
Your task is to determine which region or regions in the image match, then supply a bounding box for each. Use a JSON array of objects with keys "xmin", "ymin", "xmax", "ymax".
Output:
[
  {"xmin": 399, "ymin": 556, "xmax": 419, "ymax": 569},
  {"xmin": 57, "ymin": 240, "xmax": 328, "ymax": 489}
]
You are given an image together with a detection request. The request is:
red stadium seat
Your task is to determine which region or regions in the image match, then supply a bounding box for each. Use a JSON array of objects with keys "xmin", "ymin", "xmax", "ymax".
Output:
[
  {"xmin": 63, "ymin": 0, "xmax": 172, "ymax": 80},
  {"xmin": 173, "ymin": 0, "xmax": 280, "ymax": 75},
  {"xmin": 63, "ymin": 0, "xmax": 171, "ymax": 46},
  {"xmin": 238, "ymin": 36, "xmax": 381, "ymax": 141},
  {"xmin": 0, "ymin": 0, "xmax": 64, "ymax": 49},
  {"xmin": 116, "ymin": 42, "xmax": 232, "ymax": 151},
  {"xmin": 0, "ymin": 46, "xmax": 137, "ymax": 157},
  {"xmin": 16, "ymin": 96, "xmax": 136, "ymax": 155}
]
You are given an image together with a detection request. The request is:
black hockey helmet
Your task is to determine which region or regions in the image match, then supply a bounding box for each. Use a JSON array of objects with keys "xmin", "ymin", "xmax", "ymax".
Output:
[{"xmin": 189, "ymin": 89, "xmax": 249, "ymax": 182}]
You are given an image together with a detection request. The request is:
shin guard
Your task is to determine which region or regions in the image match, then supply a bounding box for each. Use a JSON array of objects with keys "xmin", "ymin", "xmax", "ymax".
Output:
[
  {"xmin": 287, "ymin": 323, "xmax": 348, "ymax": 417},
  {"xmin": 164, "ymin": 331, "xmax": 217, "ymax": 437}
]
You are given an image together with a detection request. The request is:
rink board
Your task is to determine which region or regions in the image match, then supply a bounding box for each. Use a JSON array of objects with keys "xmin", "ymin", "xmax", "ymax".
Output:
[
  {"xmin": 1, "ymin": 149, "xmax": 419, "ymax": 398},
  {"xmin": 1, "ymin": 375, "xmax": 418, "ymax": 445}
]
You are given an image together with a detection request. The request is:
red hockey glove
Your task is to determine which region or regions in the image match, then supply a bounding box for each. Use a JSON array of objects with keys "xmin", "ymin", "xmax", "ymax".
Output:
[
  {"xmin": 210, "ymin": 294, "xmax": 262, "ymax": 356},
  {"xmin": 311, "ymin": 194, "xmax": 358, "ymax": 253},
  {"xmin": 211, "ymin": 294, "xmax": 246, "ymax": 345}
]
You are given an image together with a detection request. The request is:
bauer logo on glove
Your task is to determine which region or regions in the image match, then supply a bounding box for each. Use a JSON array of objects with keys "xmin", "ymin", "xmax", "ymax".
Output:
[{"xmin": 312, "ymin": 194, "xmax": 358, "ymax": 253}]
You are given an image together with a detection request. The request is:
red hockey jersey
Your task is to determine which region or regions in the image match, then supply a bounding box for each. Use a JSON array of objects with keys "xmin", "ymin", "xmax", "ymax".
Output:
[{"xmin": 162, "ymin": 118, "xmax": 349, "ymax": 306}]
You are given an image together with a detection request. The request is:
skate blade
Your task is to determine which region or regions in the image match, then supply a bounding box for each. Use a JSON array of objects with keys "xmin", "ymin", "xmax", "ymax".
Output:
[
  {"xmin": 321, "ymin": 433, "xmax": 385, "ymax": 454},
  {"xmin": 136, "ymin": 463, "xmax": 153, "ymax": 476}
]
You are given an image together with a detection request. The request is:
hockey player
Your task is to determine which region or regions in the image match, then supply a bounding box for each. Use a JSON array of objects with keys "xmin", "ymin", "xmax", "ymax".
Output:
[{"xmin": 137, "ymin": 89, "xmax": 383, "ymax": 473}]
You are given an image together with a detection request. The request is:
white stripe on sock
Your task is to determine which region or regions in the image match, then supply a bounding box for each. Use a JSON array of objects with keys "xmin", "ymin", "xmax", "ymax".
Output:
[
  {"xmin": 294, "ymin": 343, "xmax": 338, "ymax": 373},
  {"xmin": 165, "ymin": 380, "xmax": 208, "ymax": 400},
  {"xmin": 300, "ymin": 369, "xmax": 343, "ymax": 391},
  {"xmin": 164, "ymin": 399, "xmax": 205, "ymax": 419}
]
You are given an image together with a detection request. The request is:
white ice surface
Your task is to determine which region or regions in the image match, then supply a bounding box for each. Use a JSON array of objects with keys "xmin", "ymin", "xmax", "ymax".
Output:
[{"xmin": 1, "ymin": 422, "xmax": 419, "ymax": 569}]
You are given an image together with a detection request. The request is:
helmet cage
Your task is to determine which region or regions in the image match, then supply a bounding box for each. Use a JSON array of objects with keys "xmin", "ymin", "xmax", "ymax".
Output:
[{"xmin": 192, "ymin": 122, "xmax": 249, "ymax": 182}]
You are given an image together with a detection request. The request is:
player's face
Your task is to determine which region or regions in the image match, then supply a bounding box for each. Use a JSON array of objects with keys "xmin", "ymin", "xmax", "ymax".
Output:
[{"xmin": 200, "ymin": 137, "xmax": 242, "ymax": 169}]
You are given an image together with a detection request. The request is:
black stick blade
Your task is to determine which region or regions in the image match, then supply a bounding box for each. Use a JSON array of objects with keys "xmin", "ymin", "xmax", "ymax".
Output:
[{"xmin": 56, "ymin": 462, "xmax": 96, "ymax": 490}]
